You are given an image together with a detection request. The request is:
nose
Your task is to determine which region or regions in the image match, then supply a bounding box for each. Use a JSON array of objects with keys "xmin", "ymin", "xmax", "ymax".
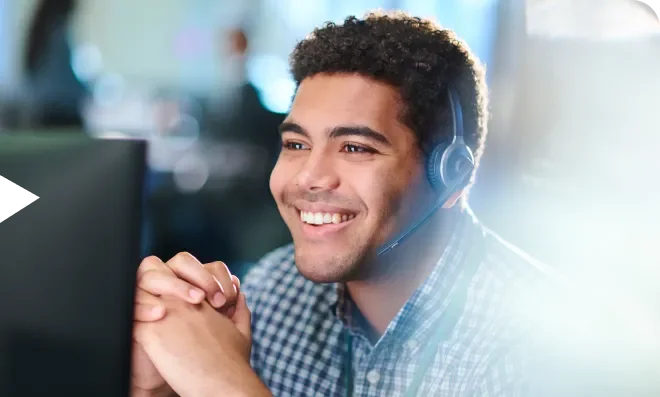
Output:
[{"xmin": 294, "ymin": 150, "xmax": 340, "ymax": 192}]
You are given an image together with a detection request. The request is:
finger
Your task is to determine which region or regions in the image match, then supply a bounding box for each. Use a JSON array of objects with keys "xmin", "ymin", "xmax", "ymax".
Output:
[
  {"xmin": 134, "ymin": 287, "xmax": 161, "ymax": 304},
  {"xmin": 132, "ymin": 322, "xmax": 149, "ymax": 345},
  {"xmin": 205, "ymin": 261, "xmax": 238, "ymax": 307},
  {"xmin": 232, "ymin": 293, "xmax": 251, "ymax": 340},
  {"xmin": 135, "ymin": 288, "xmax": 155, "ymax": 303},
  {"xmin": 134, "ymin": 303, "xmax": 165, "ymax": 322},
  {"xmin": 137, "ymin": 256, "xmax": 171, "ymax": 282},
  {"xmin": 217, "ymin": 275, "xmax": 241, "ymax": 317},
  {"xmin": 134, "ymin": 288, "xmax": 168, "ymax": 321},
  {"xmin": 138, "ymin": 269, "xmax": 205, "ymax": 303},
  {"xmin": 166, "ymin": 252, "xmax": 224, "ymax": 307},
  {"xmin": 231, "ymin": 274, "xmax": 241, "ymax": 293}
]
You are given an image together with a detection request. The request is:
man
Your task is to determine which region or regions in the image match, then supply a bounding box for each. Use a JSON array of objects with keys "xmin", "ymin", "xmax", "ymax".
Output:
[
  {"xmin": 22, "ymin": 0, "xmax": 88, "ymax": 129},
  {"xmin": 130, "ymin": 11, "xmax": 565, "ymax": 397}
]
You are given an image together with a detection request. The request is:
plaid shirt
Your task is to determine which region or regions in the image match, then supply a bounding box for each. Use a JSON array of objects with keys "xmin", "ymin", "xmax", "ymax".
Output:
[{"xmin": 243, "ymin": 212, "xmax": 559, "ymax": 396}]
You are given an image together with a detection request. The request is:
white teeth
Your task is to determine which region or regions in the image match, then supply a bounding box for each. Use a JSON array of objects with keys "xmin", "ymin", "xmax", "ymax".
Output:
[{"xmin": 299, "ymin": 211, "xmax": 355, "ymax": 225}]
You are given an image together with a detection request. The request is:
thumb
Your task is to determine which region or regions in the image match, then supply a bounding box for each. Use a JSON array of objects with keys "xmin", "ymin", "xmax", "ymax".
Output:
[{"xmin": 232, "ymin": 292, "xmax": 252, "ymax": 341}]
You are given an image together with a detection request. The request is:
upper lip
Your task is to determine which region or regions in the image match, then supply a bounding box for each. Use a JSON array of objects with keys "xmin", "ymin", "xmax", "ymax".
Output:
[{"xmin": 294, "ymin": 202, "xmax": 357, "ymax": 214}]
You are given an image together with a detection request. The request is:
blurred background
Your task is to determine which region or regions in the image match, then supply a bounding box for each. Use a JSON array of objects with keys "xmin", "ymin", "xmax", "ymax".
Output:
[{"xmin": 0, "ymin": 0, "xmax": 658, "ymax": 337}]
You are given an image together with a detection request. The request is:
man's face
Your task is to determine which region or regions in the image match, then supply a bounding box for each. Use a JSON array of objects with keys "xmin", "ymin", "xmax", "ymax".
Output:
[{"xmin": 270, "ymin": 73, "xmax": 431, "ymax": 282}]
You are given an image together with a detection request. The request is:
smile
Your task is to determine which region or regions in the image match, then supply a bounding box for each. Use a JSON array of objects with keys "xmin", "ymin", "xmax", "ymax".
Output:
[
  {"xmin": 293, "ymin": 205, "xmax": 358, "ymax": 238},
  {"xmin": 299, "ymin": 211, "xmax": 355, "ymax": 225}
]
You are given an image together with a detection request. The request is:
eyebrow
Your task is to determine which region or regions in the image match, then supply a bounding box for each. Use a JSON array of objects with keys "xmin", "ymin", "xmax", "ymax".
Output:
[
  {"xmin": 328, "ymin": 125, "xmax": 391, "ymax": 146},
  {"xmin": 278, "ymin": 121, "xmax": 391, "ymax": 147},
  {"xmin": 278, "ymin": 122, "xmax": 308, "ymax": 137}
]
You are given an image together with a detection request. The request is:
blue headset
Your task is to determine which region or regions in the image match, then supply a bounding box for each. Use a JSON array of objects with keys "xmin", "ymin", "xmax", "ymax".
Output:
[{"xmin": 377, "ymin": 88, "xmax": 474, "ymax": 256}]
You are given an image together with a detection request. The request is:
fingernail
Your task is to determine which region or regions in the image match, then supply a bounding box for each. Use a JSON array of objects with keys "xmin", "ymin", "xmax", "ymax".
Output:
[
  {"xmin": 213, "ymin": 292, "xmax": 226, "ymax": 307},
  {"xmin": 189, "ymin": 289, "xmax": 204, "ymax": 302}
]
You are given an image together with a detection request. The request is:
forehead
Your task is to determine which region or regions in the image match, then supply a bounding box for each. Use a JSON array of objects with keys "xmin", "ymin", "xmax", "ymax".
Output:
[{"xmin": 288, "ymin": 73, "xmax": 412, "ymax": 142}]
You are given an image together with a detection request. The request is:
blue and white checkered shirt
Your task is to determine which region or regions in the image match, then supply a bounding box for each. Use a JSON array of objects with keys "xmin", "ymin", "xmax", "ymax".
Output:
[{"xmin": 243, "ymin": 212, "xmax": 560, "ymax": 396}]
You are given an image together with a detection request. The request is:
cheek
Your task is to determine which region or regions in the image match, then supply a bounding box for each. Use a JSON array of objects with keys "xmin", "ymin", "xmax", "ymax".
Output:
[
  {"xmin": 269, "ymin": 161, "xmax": 288, "ymax": 201},
  {"xmin": 370, "ymin": 159, "xmax": 425, "ymax": 222},
  {"xmin": 354, "ymin": 165, "xmax": 411, "ymax": 221}
]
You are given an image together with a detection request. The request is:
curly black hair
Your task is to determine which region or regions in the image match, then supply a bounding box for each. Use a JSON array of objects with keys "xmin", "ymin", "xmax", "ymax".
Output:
[{"xmin": 290, "ymin": 10, "xmax": 488, "ymax": 172}]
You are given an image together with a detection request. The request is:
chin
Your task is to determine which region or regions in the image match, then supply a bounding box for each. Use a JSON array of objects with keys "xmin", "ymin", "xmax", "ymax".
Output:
[
  {"xmin": 293, "ymin": 245, "xmax": 364, "ymax": 283},
  {"xmin": 282, "ymin": 205, "xmax": 379, "ymax": 282}
]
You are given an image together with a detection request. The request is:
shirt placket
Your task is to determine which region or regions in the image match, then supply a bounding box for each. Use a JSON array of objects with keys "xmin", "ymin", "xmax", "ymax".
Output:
[{"xmin": 350, "ymin": 332, "xmax": 382, "ymax": 396}]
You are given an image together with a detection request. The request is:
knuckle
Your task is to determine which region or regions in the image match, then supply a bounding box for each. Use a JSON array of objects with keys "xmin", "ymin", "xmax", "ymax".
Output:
[
  {"xmin": 138, "ymin": 256, "xmax": 163, "ymax": 273},
  {"xmin": 142, "ymin": 255, "xmax": 162, "ymax": 264},
  {"xmin": 207, "ymin": 261, "xmax": 231, "ymax": 278},
  {"xmin": 201, "ymin": 262, "xmax": 224, "ymax": 280},
  {"xmin": 139, "ymin": 270, "xmax": 178, "ymax": 292},
  {"xmin": 176, "ymin": 251, "xmax": 196, "ymax": 262},
  {"xmin": 139, "ymin": 269, "xmax": 160, "ymax": 283},
  {"xmin": 205, "ymin": 260, "xmax": 223, "ymax": 270},
  {"xmin": 170, "ymin": 252, "xmax": 187, "ymax": 265},
  {"xmin": 137, "ymin": 272, "xmax": 154, "ymax": 288},
  {"xmin": 169, "ymin": 252, "xmax": 199, "ymax": 271},
  {"xmin": 219, "ymin": 261, "xmax": 231, "ymax": 274}
]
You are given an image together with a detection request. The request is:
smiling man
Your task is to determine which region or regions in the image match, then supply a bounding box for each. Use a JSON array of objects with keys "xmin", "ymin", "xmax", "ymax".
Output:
[
  {"xmin": 274, "ymin": 72, "xmax": 445, "ymax": 285},
  {"xmin": 129, "ymin": 11, "xmax": 566, "ymax": 397}
]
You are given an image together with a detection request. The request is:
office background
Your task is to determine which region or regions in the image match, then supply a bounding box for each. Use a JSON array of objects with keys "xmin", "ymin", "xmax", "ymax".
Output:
[{"xmin": 0, "ymin": 0, "xmax": 658, "ymax": 346}]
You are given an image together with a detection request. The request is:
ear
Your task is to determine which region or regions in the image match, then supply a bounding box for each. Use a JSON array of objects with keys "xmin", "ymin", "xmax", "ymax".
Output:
[{"xmin": 442, "ymin": 189, "xmax": 464, "ymax": 209}]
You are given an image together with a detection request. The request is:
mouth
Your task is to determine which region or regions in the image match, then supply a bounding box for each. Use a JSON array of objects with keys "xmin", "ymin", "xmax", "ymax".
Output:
[
  {"xmin": 294, "ymin": 206, "xmax": 358, "ymax": 238},
  {"xmin": 299, "ymin": 210, "xmax": 355, "ymax": 225}
]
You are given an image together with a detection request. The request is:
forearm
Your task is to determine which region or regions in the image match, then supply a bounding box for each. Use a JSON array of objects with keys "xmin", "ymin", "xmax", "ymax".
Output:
[
  {"xmin": 205, "ymin": 361, "xmax": 272, "ymax": 397},
  {"xmin": 151, "ymin": 359, "xmax": 271, "ymax": 397},
  {"xmin": 130, "ymin": 385, "xmax": 177, "ymax": 397},
  {"xmin": 131, "ymin": 380, "xmax": 269, "ymax": 397}
]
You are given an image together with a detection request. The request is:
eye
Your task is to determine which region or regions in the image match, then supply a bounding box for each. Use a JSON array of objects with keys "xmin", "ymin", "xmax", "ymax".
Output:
[
  {"xmin": 341, "ymin": 143, "xmax": 376, "ymax": 154},
  {"xmin": 283, "ymin": 141, "xmax": 309, "ymax": 151}
]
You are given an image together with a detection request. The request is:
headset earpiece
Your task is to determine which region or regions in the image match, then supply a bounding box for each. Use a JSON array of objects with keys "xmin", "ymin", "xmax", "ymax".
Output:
[
  {"xmin": 427, "ymin": 143, "xmax": 449, "ymax": 190},
  {"xmin": 426, "ymin": 89, "xmax": 474, "ymax": 192},
  {"xmin": 439, "ymin": 142, "xmax": 474, "ymax": 189},
  {"xmin": 377, "ymin": 88, "xmax": 474, "ymax": 256}
]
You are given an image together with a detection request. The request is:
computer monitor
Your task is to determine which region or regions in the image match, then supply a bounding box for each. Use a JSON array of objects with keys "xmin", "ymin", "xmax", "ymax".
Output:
[{"xmin": 0, "ymin": 135, "xmax": 146, "ymax": 397}]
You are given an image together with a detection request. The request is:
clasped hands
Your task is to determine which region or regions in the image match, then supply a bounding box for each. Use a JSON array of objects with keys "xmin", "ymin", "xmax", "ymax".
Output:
[{"xmin": 131, "ymin": 253, "xmax": 270, "ymax": 397}]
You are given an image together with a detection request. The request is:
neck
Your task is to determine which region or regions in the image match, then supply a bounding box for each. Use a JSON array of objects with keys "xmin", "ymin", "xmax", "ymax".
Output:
[{"xmin": 345, "ymin": 209, "xmax": 460, "ymax": 337}]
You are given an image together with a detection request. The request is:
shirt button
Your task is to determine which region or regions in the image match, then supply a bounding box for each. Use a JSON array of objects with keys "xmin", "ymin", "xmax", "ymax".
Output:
[
  {"xmin": 406, "ymin": 339, "xmax": 418, "ymax": 350},
  {"xmin": 366, "ymin": 370, "xmax": 380, "ymax": 385}
]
